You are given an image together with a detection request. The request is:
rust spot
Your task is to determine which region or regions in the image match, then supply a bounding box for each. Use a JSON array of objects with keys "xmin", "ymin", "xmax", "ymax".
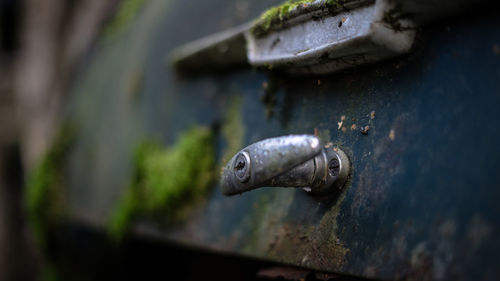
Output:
[
  {"xmin": 370, "ymin": 110, "xmax": 376, "ymax": 120},
  {"xmin": 350, "ymin": 124, "xmax": 357, "ymax": 131},
  {"xmin": 409, "ymin": 243, "xmax": 433, "ymax": 281},
  {"xmin": 252, "ymin": 188, "xmax": 350, "ymax": 272},
  {"xmin": 338, "ymin": 116, "xmax": 346, "ymax": 130},
  {"xmin": 360, "ymin": 125, "xmax": 369, "ymax": 135}
]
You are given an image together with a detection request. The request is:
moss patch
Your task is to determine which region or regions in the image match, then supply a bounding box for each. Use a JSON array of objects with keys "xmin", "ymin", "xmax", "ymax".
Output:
[
  {"xmin": 251, "ymin": 0, "xmax": 345, "ymax": 37},
  {"xmin": 221, "ymin": 97, "xmax": 245, "ymax": 164},
  {"xmin": 109, "ymin": 126, "xmax": 216, "ymax": 240},
  {"xmin": 102, "ymin": 0, "xmax": 147, "ymax": 40},
  {"xmin": 25, "ymin": 125, "xmax": 75, "ymax": 250}
]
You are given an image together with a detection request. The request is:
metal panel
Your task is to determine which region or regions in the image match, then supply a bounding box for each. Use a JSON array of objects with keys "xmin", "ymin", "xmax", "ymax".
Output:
[{"xmin": 64, "ymin": 1, "xmax": 500, "ymax": 280}]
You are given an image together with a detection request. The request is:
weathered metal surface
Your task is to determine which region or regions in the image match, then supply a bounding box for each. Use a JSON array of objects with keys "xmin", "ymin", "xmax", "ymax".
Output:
[
  {"xmin": 64, "ymin": 1, "xmax": 500, "ymax": 280},
  {"xmin": 172, "ymin": 0, "xmax": 415, "ymax": 75},
  {"xmin": 171, "ymin": 0, "xmax": 492, "ymax": 75},
  {"xmin": 246, "ymin": 0, "xmax": 414, "ymax": 75}
]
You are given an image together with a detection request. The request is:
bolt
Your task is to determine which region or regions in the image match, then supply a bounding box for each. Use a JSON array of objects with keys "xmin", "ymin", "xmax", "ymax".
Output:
[
  {"xmin": 233, "ymin": 152, "xmax": 250, "ymax": 182},
  {"xmin": 328, "ymin": 158, "xmax": 340, "ymax": 177}
]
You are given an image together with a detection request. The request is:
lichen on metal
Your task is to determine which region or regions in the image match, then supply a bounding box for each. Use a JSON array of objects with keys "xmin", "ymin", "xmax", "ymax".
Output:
[
  {"xmin": 241, "ymin": 185, "xmax": 351, "ymax": 270},
  {"xmin": 108, "ymin": 126, "xmax": 216, "ymax": 240},
  {"xmin": 251, "ymin": 0, "xmax": 346, "ymax": 37},
  {"xmin": 221, "ymin": 97, "xmax": 245, "ymax": 164}
]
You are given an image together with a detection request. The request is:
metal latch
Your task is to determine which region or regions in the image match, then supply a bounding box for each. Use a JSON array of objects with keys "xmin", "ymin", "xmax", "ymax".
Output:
[
  {"xmin": 170, "ymin": 0, "xmax": 415, "ymax": 75},
  {"xmin": 220, "ymin": 135, "xmax": 350, "ymax": 196}
]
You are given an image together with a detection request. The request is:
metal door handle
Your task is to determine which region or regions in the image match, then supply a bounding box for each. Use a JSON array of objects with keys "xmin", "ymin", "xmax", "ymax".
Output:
[{"xmin": 220, "ymin": 135, "xmax": 350, "ymax": 196}]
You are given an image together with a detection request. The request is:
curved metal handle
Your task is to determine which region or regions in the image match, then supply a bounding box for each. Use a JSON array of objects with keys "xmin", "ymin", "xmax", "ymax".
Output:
[{"xmin": 220, "ymin": 135, "xmax": 350, "ymax": 196}]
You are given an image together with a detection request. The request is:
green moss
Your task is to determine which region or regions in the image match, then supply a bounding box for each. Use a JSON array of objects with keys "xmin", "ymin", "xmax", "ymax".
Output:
[
  {"xmin": 102, "ymin": 0, "xmax": 147, "ymax": 40},
  {"xmin": 25, "ymin": 125, "xmax": 75, "ymax": 250},
  {"xmin": 221, "ymin": 97, "xmax": 245, "ymax": 164},
  {"xmin": 109, "ymin": 126, "xmax": 216, "ymax": 240},
  {"xmin": 251, "ymin": 0, "xmax": 344, "ymax": 37},
  {"xmin": 264, "ymin": 63, "xmax": 274, "ymax": 70}
]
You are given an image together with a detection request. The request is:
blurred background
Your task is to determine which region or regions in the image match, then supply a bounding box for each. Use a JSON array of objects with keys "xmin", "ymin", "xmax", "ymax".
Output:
[{"xmin": 0, "ymin": 1, "xmax": 121, "ymax": 280}]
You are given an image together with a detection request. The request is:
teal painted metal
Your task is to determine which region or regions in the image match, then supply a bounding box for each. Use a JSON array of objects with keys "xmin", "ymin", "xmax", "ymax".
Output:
[{"xmin": 64, "ymin": 1, "xmax": 500, "ymax": 280}]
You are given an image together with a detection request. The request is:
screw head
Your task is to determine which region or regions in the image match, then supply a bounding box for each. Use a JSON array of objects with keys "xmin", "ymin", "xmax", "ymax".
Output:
[
  {"xmin": 233, "ymin": 151, "xmax": 251, "ymax": 183},
  {"xmin": 310, "ymin": 147, "xmax": 350, "ymax": 196},
  {"xmin": 328, "ymin": 158, "xmax": 340, "ymax": 177}
]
